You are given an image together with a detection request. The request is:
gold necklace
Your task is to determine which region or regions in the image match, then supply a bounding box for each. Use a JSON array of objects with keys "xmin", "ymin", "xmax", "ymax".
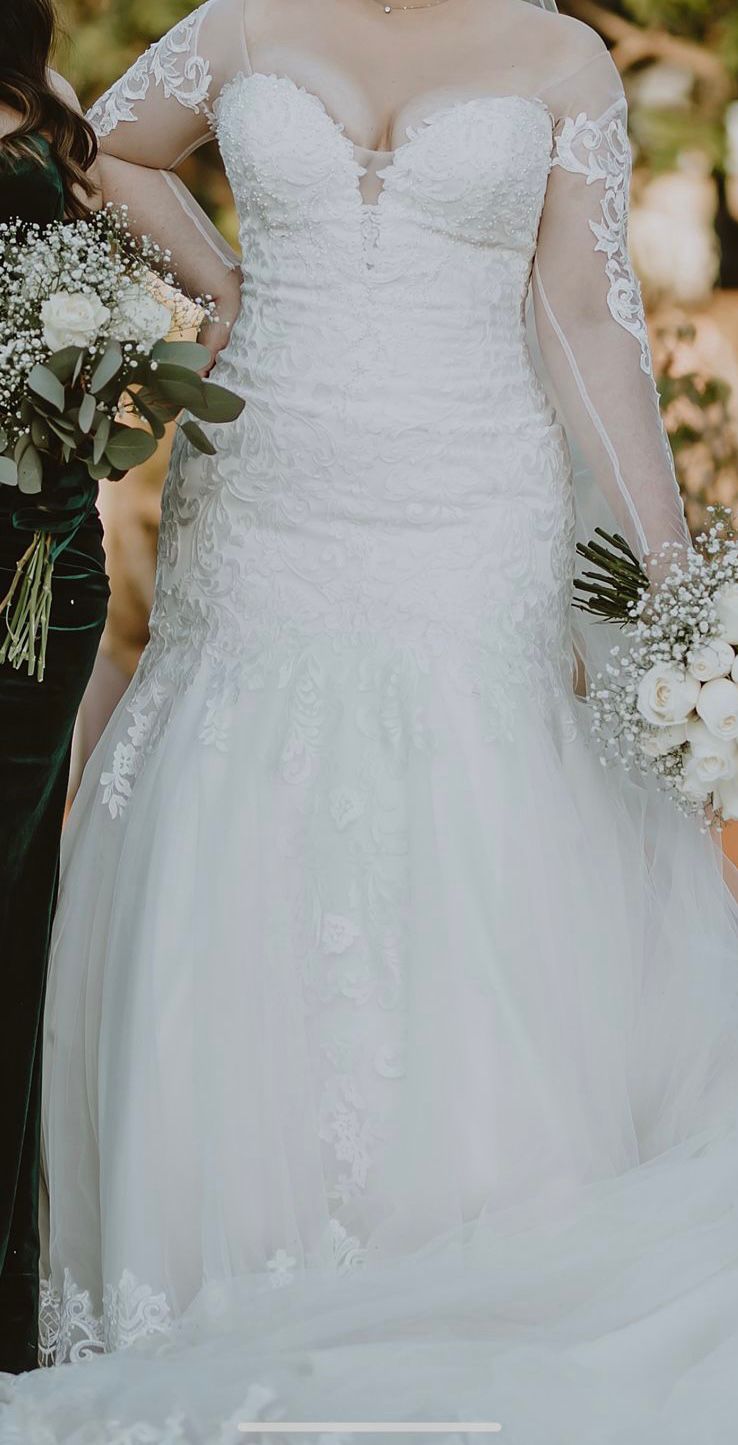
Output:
[{"xmin": 374, "ymin": 0, "xmax": 451, "ymax": 12}]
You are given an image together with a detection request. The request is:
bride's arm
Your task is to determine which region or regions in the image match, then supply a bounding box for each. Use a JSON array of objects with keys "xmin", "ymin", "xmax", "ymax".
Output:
[
  {"xmin": 94, "ymin": 155, "xmax": 242, "ymax": 366},
  {"xmin": 533, "ymin": 36, "xmax": 690, "ymax": 564},
  {"xmin": 85, "ymin": 0, "xmax": 249, "ymax": 363}
]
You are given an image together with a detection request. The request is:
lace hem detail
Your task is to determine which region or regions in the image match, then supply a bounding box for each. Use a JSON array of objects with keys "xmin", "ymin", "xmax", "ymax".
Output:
[
  {"xmin": 87, "ymin": 5, "xmax": 216, "ymax": 138},
  {"xmin": 39, "ymin": 1268, "xmax": 172, "ymax": 1366},
  {"xmin": 552, "ymin": 102, "xmax": 652, "ymax": 377},
  {"xmin": 39, "ymin": 1224, "xmax": 368, "ymax": 1366}
]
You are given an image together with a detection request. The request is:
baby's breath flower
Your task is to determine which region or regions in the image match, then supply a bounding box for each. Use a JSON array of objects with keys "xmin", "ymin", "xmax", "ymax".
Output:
[
  {"xmin": 589, "ymin": 526, "xmax": 738, "ymax": 824},
  {"xmin": 0, "ymin": 207, "xmax": 210, "ymax": 454}
]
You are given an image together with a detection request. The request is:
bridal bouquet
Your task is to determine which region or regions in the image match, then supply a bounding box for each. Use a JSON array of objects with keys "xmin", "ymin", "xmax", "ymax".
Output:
[
  {"xmin": 0, "ymin": 206, "xmax": 244, "ymax": 679},
  {"xmin": 574, "ymin": 518, "xmax": 738, "ymax": 823}
]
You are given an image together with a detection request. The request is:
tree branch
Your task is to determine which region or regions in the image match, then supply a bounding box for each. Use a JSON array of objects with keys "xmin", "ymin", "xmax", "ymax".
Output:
[{"xmin": 563, "ymin": 0, "xmax": 733, "ymax": 103}]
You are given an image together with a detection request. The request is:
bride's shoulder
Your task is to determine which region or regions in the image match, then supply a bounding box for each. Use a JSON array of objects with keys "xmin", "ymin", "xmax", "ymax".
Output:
[
  {"xmin": 548, "ymin": 14, "xmax": 610, "ymax": 69},
  {"xmin": 48, "ymin": 70, "xmax": 85, "ymax": 114},
  {"xmin": 505, "ymin": 3, "xmax": 608, "ymax": 64},
  {"xmin": 0, "ymin": 73, "xmax": 79, "ymax": 141},
  {"xmin": 0, "ymin": 73, "xmax": 82, "ymax": 134}
]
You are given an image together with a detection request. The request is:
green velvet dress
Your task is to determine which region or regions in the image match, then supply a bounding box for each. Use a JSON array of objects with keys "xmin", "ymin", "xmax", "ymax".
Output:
[{"xmin": 0, "ymin": 137, "xmax": 109, "ymax": 1372}]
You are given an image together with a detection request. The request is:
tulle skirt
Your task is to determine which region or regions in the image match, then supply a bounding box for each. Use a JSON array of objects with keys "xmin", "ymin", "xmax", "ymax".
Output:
[{"xmin": 2, "ymin": 635, "xmax": 738, "ymax": 1443}]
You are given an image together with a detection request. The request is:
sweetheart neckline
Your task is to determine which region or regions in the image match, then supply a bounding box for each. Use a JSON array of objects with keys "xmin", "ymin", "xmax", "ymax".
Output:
[{"xmin": 214, "ymin": 70, "xmax": 554, "ymax": 162}]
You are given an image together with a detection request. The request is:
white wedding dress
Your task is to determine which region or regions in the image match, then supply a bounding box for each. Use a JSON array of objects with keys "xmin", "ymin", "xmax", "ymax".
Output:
[{"xmin": 4, "ymin": 1, "xmax": 738, "ymax": 1440}]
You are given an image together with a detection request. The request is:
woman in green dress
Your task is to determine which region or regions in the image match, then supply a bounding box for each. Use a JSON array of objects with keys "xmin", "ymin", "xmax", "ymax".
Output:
[{"xmin": 0, "ymin": 0, "xmax": 109, "ymax": 1373}]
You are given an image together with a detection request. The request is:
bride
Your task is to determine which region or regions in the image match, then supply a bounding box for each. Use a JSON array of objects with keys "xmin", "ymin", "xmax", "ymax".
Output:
[{"xmin": 3, "ymin": 0, "xmax": 738, "ymax": 1439}]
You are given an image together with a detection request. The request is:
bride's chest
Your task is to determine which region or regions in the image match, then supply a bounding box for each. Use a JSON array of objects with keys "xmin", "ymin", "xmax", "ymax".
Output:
[{"xmin": 215, "ymin": 72, "xmax": 555, "ymax": 250}]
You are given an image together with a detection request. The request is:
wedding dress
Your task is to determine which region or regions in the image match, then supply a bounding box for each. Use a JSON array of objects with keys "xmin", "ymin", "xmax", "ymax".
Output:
[{"xmin": 4, "ymin": 0, "xmax": 738, "ymax": 1440}]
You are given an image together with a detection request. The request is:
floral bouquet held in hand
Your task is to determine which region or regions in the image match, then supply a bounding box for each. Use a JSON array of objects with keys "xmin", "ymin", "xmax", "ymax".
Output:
[
  {"xmin": 574, "ymin": 518, "xmax": 738, "ymax": 824},
  {"xmin": 0, "ymin": 207, "xmax": 244, "ymax": 680}
]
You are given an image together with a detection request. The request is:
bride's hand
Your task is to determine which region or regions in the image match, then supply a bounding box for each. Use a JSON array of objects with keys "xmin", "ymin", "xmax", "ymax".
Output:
[{"xmin": 198, "ymin": 268, "xmax": 242, "ymax": 375}]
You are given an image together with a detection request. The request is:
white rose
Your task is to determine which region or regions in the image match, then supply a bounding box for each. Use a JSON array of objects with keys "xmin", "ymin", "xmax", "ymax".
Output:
[
  {"xmin": 695, "ymin": 677, "xmax": 738, "ymax": 740},
  {"xmin": 714, "ymin": 772, "xmax": 738, "ymax": 822},
  {"xmin": 109, "ymin": 284, "xmax": 172, "ymax": 349},
  {"xmin": 684, "ymin": 718, "xmax": 737, "ymax": 785},
  {"xmin": 41, "ymin": 290, "xmax": 110, "ymax": 351},
  {"xmin": 639, "ymin": 722, "xmax": 687, "ymax": 758},
  {"xmin": 715, "ymin": 583, "xmax": 738, "ymax": 645},
  {"xmin": 677, "ymin": 757, "xmax": 713, "ymax": 804},
  {"xmin": 636, "ymin": 664, "xmax": 700, "ymax": 727},
  {"xmin": 687, "ymin": 638, "xmax": 735, "ymax": 682}
]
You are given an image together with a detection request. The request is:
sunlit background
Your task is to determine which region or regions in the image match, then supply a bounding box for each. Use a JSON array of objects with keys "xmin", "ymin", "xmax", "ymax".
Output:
[{"xmin": 58, "ymin": 1, "xmax": 738, "ymax": 828}]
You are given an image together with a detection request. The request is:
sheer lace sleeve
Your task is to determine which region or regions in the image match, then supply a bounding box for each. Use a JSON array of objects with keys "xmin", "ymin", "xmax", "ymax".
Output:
[
  {"xmin": 533, "ymin": 43, "xmax": 690, "ymax": 562},
  {"xmin": 86, "ymin": 0, "xmax": 249, "ymax": 283}
]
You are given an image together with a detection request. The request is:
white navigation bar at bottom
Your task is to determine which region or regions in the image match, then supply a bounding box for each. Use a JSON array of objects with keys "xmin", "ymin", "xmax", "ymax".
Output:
[{"xmin": 237, "ymin": 1425, "xmax": 503, "ymax": 1435}]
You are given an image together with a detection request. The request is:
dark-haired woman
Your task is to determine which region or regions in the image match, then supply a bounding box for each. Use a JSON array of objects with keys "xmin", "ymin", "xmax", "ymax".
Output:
[{"xmin": 0, "ymin": 0, "xmax": 109, "ymax": 1372}]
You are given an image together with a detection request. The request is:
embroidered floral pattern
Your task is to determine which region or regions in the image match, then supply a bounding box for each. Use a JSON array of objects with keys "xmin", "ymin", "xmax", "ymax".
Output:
[
  {"xmin": 265, "ymin": 1249, "xmax": 297, "ymax": 1288},
  {"xmin": 39, "ymin": 1226, "xmax": 368, "ymax": 1368},
  {"xmin": 328, "ymin": 786, "xmax": 366, "ymax": 831},
  {"xmin": 100, "ymin": 741, "xmax": 136, "ymax": 819},
  {"xmin": 321, "ymin": 912, "xmax": 361, "ymax": 956},
  {"xmin": 552, "ymin": 100, "xmax": 651, "ymax": 376},
  {"xmin": 103, "ymin": 1270, "xmax": 172, "ymax": 1352},
  {"xmin": 329, "ymin": 1218, "xmax": 367, "ymax": 1272},
  {"xmin": 319, "ymin": 1071, "xmax": 376, "ymax": 1197},
  {"xmin": 87, "ymin": 4, "xmax": 216, "ymax": 139},
  {"xmin": 39, "ymin": 1268, "xmax": 170, "ymax": 1365}
]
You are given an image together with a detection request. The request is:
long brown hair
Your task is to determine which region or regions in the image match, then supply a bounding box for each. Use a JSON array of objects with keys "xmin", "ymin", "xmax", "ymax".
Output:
[{"xmin": 0, "ymin": 0, "xmax": 98, "ymax": 219}]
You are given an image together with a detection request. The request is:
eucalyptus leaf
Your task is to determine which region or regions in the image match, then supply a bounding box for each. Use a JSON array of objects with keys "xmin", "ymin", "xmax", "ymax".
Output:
[
  {"xmin": 86, "ymin": 457, "xmax": 112, "ymax": 481},
  {"xmin": 47, "ymin": 416, "xmax": 78, "ymax": 444},
  {"xmin": 28, "ymin": 363, "xmax": 66, "ymax": 413},
  {"xmin": 17, "ymin": 443, "xmax": 43, "ymax": 495},
  {"xmin": 180, "ymin": 419, "xmax": 217, "ymax": 456},
  {"xmin": 132, "ymin": 386, "xmax": 181, "ymax": 425},
  {"xmin": 14, "ymin": 434, "xmax": 31, "ymax": 463},
  {"xmin": 147, "ymin": 362, "xmax": 206, "ymax": 406},
  {"xmin": 78, "ymin": 391, "xmax": 97, "ymax": 435},
  {"xmin": 148, "ymin": 362, "xmax": 206, "ymax": 387},
  {"xmin": 0, "ymin": 427, "xmax": 7, "ymax": 451},
  {"xmin": 90, "ymin": 340, "xmax": 123, "ymax": 395},
  {"xmin": 128, "ymin": 390, "xmax": 167, "ymax": 440},
  {"xmin": 153, "ymin": 386, "xmax": 206, "ymax": 419},
  {"xmin": 31, "ymin": 416, "xmax": 51, "ymax": 451},
  {"xmin": 148, "ymin": 388, "xmax": 202, "ymax": 421},
  {"xmin": 198, "ymin": 382, "xmax": 245, "ymax": 423},
  {"xmin": 0, "ymin": 457, "xmax": 18, "ymax": 486},
  {"xmin": 104, "ymin": 425, "xmax": 158, "ymax": 472},
  {"xmin": 45, "ymin": 346, "xmax": 84, "ymax": 384},
  {"xmin": 93, "ymin": 414, "xmax": 111, "ymax": 466},
  {"xmin": 152, "ymin": 340, "xmax": 211, "ymax": 371}
]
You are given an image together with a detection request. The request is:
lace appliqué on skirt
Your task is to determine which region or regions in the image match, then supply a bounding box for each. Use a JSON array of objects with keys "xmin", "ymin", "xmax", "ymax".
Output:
[{"xmin": 39, "ymin": 1223, "xmax": 367, "ymax": 1366}]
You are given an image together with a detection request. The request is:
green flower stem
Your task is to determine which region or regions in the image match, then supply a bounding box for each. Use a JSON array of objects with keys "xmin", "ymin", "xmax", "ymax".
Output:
[
  {"xmin": 0, "ymin": 532, "xmax": 54, "ymax": 681},
  {"xmin": 574, "ymin": 529, "xmax": 650, "ymax": 626},
  {"xmin": 0, "ymin": 536, "xmax": 36, "ymax": 620}
]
